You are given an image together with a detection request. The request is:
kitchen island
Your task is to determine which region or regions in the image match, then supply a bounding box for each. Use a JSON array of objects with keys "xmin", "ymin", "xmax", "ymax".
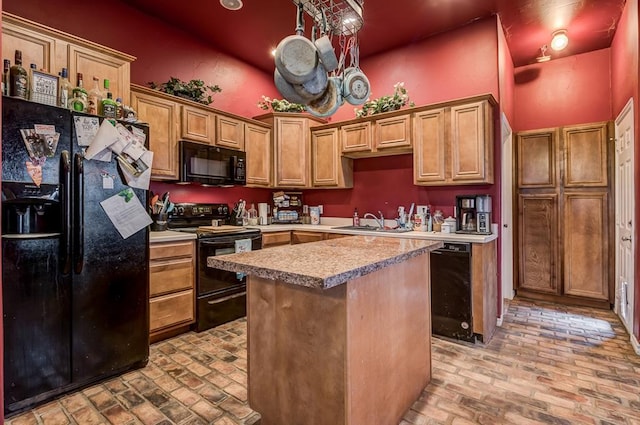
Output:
[{"xmin": 208, "ymin": 236, "xmax": 442, "ymax": 425}]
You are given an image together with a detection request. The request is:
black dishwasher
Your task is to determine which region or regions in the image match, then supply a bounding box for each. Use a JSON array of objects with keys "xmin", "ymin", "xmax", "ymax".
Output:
[{"xmin": 430, "ymin": 242, "xmax": 475, "ymax": 342}]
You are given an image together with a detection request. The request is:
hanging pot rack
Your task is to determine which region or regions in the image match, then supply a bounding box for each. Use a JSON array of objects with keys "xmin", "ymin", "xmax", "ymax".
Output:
[{"xmin": 293, "ymin": 0, "xmax": 364, "ymax": 36}]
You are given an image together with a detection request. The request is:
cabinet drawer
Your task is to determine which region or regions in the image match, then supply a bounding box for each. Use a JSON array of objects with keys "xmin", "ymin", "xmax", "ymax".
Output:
[
  {"xmin": 291, "ymin": 231, "xmax": 325, "ymax": 244},
  {"xmin": 262, "ymin": 231, "xmax": 291, "ymax": 248},
  {"xmin": 150, "ymin": 240, "xmax": 194, "ymax": 260},
  {"xmin": 150, "ymin": 258, "xmax": 194, "ymax": 296},
  {"xmin": 150, "ymin": 289, "xmax": 194, "ymax": 332}
]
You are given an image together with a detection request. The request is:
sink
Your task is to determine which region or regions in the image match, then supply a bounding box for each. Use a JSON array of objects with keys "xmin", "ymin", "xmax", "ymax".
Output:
[{"xmin": 331, "ymin": 225, "xmax": 413, "ymax": 233}]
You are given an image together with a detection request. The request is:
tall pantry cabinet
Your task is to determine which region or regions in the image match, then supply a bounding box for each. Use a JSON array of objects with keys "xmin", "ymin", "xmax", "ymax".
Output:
[{"xmin": 515, "ymin": 122, "xmax": 613, "ymax": 307}]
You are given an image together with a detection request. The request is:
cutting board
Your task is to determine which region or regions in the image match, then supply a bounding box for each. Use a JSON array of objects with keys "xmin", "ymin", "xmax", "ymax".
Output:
[{"xmin": 198, "ymin": 225, "xmax": 247, "ymax": 233}]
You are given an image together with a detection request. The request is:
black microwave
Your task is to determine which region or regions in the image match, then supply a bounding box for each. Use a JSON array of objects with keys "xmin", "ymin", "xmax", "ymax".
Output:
[{"xmin": 179, "ymin": 141, "xmax": 246, "ymax": 186}]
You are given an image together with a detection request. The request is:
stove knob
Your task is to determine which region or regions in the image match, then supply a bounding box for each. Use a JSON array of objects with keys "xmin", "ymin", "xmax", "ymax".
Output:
[
  {"xmin": 223, "ymin": 206, "xmax": 229, "ymax": 214},
  {"xmin": 217, "ymin": 206, "xmax": 224, "ymax": 214},
  {"xmin": 177, "ymin": 206, "xmax": 185, "ymax": 215}
]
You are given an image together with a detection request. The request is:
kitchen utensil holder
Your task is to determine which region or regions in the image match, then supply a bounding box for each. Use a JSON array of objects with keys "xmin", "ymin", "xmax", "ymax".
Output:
[{"xmin": 150, "ymin": 213, "xmax": 168, "ymax": 231}]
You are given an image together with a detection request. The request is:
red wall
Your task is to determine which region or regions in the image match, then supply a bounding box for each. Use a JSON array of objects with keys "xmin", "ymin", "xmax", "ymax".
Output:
[
  {"xmin": 513, "ymin": 49, "xmax": 613, "ymax": 131},
  {"xmin": 2, "ymin": 0, "xmax": 279, "ymax": 118},
  {"xmin": 611, "ymin": 0, "xmax": 640, "ymax": 341},
  {"xmin": 1, "ymin": 0, "xmax": 4, "ymax": 419}
]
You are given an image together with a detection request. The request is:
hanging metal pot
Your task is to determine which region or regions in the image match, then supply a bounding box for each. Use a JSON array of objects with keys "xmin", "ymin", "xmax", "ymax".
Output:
[
  {"xmin": 314, "ymin": 8, "xmax": 339, "ymax": 73},
  {"xmin": 294, "ymin": 61, "xmax": 329, "ymax": 101},
  {"xmin": 274, "ymin": 1, "xmax": 318, "ymax": 85},
  {"xmin": 274, "ymin": 69, "xmax": 308, "ymax": 104},
  {"xmin": 342, "ymin": 67, "xmax": 370, "ymax": 106},
  {"xmin": 305, "ymin": 76, "xmax": 343, "ymax": 117}
]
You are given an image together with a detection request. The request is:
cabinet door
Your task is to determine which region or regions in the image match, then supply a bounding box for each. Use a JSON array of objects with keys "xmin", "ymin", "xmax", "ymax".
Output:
[
  {"xmin": 563, "ymin": 123, "xmax": 609, "ymax": 187},
  {"xmin": 262, "ymin": 231, "xmax": 291, "ymax": 248},
  {"xmin": 216, "ymin": 114, "xmax": 245, "ymax": 150},
  {"xmin": 245, "ymin": 123, "xmax": 272, "ymax": 187},
  {"xmin": 450, "ymin": 100, "xmax": 492, "ymax": 183},
  {"xmin": 516, "ymin": 129, "xmax": 557, "ymax": 189},
  {"xmin": 563, "ymin": 191, "xmax": 609, "ymax": 300},
  {"xmin": 181, "ymin": 105, "xmax": 215, "ymax": 144},
  {"xmin": 291, "ymin": 231, "xmax": 325, "ymax": 244},
  {"xmin": 413, "ymin": 108, "xmax": 446, "ymax": 184},
  {"xmin": 374, "ymin": 114, "xmax": 411, "ymax": 151},
  {"xmin": 2, "ymin": 19, "xmax": 58, "ymax": 73},
  {"xmin": 517, "ymin": 194, "xmax": 560, "ymax": 294},
  {"xmin": 275, "ymin": 117, "xmax": 310, "ymax": 187},
  {"xmin": 131, "ymin": 89, "xmax": 179, "ymax": 179},
  {"xmin": 312, "ymin": 127, "xmax": 353, "ymax": 188},
  {"xmin": 341, "ymin": 121, "xmax": 372, "ymax": 154},
  {"xmin": 68, "ymin": 44, "xmax": 132, "ymax": 103},
  {"xmin": 149, "ymin": 290, "xmax": 194, "ymax": 332}
]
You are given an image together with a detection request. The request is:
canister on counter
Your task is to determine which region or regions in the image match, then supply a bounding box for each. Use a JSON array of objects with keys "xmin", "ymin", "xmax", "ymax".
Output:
[{"xmin": 310, "ymin": 206, "xmax": 321, "ymax": 225}]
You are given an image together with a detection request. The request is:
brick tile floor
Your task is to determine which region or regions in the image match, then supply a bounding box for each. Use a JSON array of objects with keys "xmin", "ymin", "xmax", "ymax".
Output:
[{"xmin": 6, "ymin": 298, "xmax": 640, "ymax": 424}]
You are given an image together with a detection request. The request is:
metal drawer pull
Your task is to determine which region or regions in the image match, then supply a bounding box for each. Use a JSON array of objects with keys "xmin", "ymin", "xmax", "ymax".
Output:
[
  {"xmin": 622, "ymin": 236, "xmax": 632, "ymax": 241},
  {"xmin": 208, "ymin": 292, "xmax": 246, "ymax": 304}
]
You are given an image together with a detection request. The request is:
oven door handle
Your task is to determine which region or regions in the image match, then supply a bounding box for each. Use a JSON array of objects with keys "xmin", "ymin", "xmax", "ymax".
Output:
[{"xmin": 207, "ymin": 291, "xmax": 246, "ymax": 304}]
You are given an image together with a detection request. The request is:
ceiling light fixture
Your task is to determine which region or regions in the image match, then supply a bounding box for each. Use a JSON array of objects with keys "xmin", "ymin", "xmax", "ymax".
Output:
[
  {"xmin": 220, "ymin": 0, "xmax": 243, "ymax": 11},
  {"xmin": 536, "ymin": 45, "xmax": 551, "ymax": 63},
  {"xmin": 550, "ymin": 29, "xmax": 569, "ymax": 51}
]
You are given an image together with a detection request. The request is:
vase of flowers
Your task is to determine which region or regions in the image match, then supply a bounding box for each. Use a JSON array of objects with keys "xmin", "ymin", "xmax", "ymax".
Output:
[
  {"xmin": 354, "ymin": 82, "xmax": 414, "ymax": 118},
  {"xmin": 257, "ymin": 96, "xmax": 305, "ymax": 113}
]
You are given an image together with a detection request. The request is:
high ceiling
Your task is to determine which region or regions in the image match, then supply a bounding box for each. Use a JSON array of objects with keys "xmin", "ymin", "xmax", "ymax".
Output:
[{"xmin": 126, "ymin": 0, "xmax": 626, "ymax": 72}]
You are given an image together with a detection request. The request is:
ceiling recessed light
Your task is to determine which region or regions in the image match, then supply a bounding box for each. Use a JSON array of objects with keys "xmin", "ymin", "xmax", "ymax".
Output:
[
  {"xmin": 550, "ymin": 30, "xmax": 568, "ymax": 51},
  {"xmin": 220, "ymin": 0, "xmax": 243, "ymax": 11}
]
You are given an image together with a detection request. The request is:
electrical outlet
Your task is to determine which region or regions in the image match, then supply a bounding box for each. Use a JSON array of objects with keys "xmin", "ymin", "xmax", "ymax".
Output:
[
  {"xmin": 416, "ymin": 205, "xmax": 429, "ymax": 215},
  {"xmin": 318, "ymin": 204, "xmax": 323, "ymax": 214}
]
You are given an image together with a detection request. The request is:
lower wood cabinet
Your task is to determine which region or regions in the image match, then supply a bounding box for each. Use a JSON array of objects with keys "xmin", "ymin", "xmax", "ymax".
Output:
[
  {"xmin": 149, "ymin": 240, "xmax": 195, "ymax": 342},
  {"xmin": 262, "ymin": 230, "xmax": 350, "ymax": 248},
  {"xmin": 261, "ymin": 231, "xmax": 292, "ymax": 248},
  {"xmin": 472, "ymin": 240, "xmax": 497, "ymax": 343},
  {"xmin": 291, "ymin": 230, "xmax": 325, "ymax": 244}
]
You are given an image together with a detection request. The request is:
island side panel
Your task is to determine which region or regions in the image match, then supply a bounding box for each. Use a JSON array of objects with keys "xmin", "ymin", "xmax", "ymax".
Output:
[
  {"xmin": 247, "ymin": 276, "xmax": 347, "ymax": 425},
  {"xmin": 345, "ymin": 254, "xmax": 432, "ymax": 425}
]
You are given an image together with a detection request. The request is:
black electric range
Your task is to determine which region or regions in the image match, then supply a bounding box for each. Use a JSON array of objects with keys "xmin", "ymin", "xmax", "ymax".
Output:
[{"xmin": 167, "ymin": 203, "xmax": 262, "ymax": 331}]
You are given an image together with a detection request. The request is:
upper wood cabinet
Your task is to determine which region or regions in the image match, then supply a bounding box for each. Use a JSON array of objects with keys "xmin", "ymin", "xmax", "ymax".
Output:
[
  {"xmin": 562, "ymin": 122, "xmax": 609, "ymax": 187},
  {"xmin": 245, "ymin": 122, "xmax": 272, "ymax": 187},
  {"xmin": 3, "ymin": 12, "xmax": 134, "ymax": 102},
  {"xmin": 181, "ymin": 105, "xmax": 215, "ymax": 144},
  {"xmin": 130, "ymin": 85, "xmax": 180, "ymax": 180},
  {"xmin": 516, "ymin": 129, "xmax": 558, "ymax": 189},
  {"xmin": 311, "ymin": 127, "xmax": 353, "ymax": 188},
  {"xmin": 216, "ymin": 114, "xmax": 245, "ymax": 151},
  {"xmin": 254, "ymin": 113, "xmax": 325, "ymax": 188},
  {"xmin": 414, "ymin": 96, "xmax": 495, "ymax": 185},
  {"xmin": 340, "ymin": 112, "xmax": 412, "ymax": 157}
]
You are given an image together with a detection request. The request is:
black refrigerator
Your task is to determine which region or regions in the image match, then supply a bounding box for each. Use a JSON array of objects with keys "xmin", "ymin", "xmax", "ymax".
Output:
[{"xmin": 1, "ymin": 97, "xmax": 149, "ymax": 415}]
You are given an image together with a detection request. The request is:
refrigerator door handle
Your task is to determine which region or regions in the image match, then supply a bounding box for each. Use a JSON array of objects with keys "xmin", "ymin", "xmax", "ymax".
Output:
[
  {"xmin": 61, "ymin": 150, "xmax": 72, "ymax": 275},
  {"xmin": 74, "ymin": 153, "xmax": 84, "ymax": 274}
]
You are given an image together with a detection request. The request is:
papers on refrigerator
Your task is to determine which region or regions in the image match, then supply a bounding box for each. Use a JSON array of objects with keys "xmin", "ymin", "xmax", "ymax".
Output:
[
  {"xmin": 100, "ymin": 188, "xmax": 152, "ymax": 239},
  {"xmin": 73, "ymin": 116, "xmax": 100, "ymax": 147}
]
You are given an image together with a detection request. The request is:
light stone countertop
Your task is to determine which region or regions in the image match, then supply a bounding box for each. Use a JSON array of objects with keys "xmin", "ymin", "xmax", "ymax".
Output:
[
  {"xmin": 150, "ymin": 230, "xmax": 197, "ymax": 243},
  {"xmin": 207, "ymin": 235, "xmax": 442, "ymax": 290}
]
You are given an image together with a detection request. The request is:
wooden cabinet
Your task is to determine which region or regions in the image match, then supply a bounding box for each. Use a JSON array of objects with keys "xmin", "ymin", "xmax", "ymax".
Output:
[
  {"xmin": 291, "ymin": 230, "xmax": 325, "ymax": 244},
  {"xmin": 311, "ymin": 127, "xmax": 353, "ymax": 188},
  {"xmin": 3, "ymin": 12, "xmax": 134, "ymax": 102},
  {"xmin": 414, "ymin": 96, "xmax": 495, "ymax": 185},
  {"xmin": 262, "ymin": 231, "xmax": 292, "ymax": 248},
  {"xmin": 149, "ymin": 240, "xmax": 195, "ymax": 342},
  {"xmin": 130, "ymin": 85, "xmax": 180, "ymax": 180},
  {"xmin": 254, "ymin": 113, "xmax": 325, "ymax": 188},
  {"xmin": 181, "ymin": 105, "xmax": 215, "ymax": 144},
  {"xmin": 515, "ymin": 121, "xmax": 612, "ymax": 307},
  {"xmin": 340, "ymin": 112, "xmax": 412, "ymax": 157},
  {"xmin": 216, "ymin": 114, "xmax": 245, "ymax": 150},
  {"xmin": 471, "ymin": 240, "xmax": 497, "ymax": 343},
  {"xmin": 245, "ymin": 122, "xmax": 272, "ymax": 187}
]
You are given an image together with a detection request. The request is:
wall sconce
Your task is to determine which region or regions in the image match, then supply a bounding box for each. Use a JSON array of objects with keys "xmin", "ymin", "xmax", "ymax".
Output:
[{"xmin": 550, "ymin": 30, "xmax": 569, "ymax": 51}]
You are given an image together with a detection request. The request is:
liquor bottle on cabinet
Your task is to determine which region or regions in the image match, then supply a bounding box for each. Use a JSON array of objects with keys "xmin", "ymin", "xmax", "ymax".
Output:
[
  {"xmin": 2, "ymin": 59, "xmax": 10, "ymax": 96},
  {"xmin": 101, "ymin": 92, "xmax": 117, "ymax": 118},
  {"xmin": 9, "ymin": 50, "xmax": 28, "ymax": 99},
  {"xmin": 87, "ymin": 76, "xmax": 101, "ymax": 115},
  {"xmin": 59, "ymin": 68, "xmax": 73, "ymax": 108},
  {"xmin": 70, "ymin": 72, "xmax": 88, "ymax": 112}
]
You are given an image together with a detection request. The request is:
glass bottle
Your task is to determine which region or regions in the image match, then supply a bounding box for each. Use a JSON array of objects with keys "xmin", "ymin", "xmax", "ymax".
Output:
[
  {"xmin": 87, "ymin": 76, "xmax": 101, "ymax": 115},
  {"xmin": 101, "ymin": 92, "xmax": 117, "ymax": 118},
  {"xmin": 115, "ymin": 97, "xmax": 124, "ymax": 119},
  {"xmin": 59, "ymin": 68, "xmax": 73, "ymax": 108},
  {"xmin": 9, "ymin": 50, "xmax": 28, "ymax": 99},
  {"xmin": 2, "ymin": 59, "xmax": 10, "ymax": 96},
  {"xmin": 353, "ymin": 208, "xmax": 360, "ymax": 226},
  {"xmin": 70, "ymin": 72, "xmax": 88, "ymax": 112}
]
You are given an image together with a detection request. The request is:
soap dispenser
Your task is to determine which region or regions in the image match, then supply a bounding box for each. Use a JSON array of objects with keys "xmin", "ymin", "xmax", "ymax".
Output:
[{"xmin": 353, "ymin": 208, "xmax": 360, "ymax": 226}]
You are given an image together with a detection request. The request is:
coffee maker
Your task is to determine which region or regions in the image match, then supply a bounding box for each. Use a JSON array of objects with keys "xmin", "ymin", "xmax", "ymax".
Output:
[{"xmin": 455, "ymin": 194, "xmax": 492, "ymax": 234}]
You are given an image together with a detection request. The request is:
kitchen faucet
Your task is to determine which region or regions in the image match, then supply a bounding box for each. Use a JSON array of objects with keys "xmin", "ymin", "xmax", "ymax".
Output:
[{"xmin": 363, "ymin": 211, "xmax": 385, "ymax": 229}]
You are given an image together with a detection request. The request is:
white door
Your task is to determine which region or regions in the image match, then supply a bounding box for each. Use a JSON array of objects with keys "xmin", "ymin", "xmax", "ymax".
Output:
[
  {"xmin": 501, "ymin": 113, "xmax": 514, "ymax": 311},
  {"xmin": 615, "ymin": 98, "xmax": 635, "ymax": 335}
]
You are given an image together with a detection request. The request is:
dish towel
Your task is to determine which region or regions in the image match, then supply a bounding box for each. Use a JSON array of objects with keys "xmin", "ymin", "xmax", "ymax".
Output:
[{"xmin": 235, "ymin": 239, "xmax": 252, "ymax": 280}]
